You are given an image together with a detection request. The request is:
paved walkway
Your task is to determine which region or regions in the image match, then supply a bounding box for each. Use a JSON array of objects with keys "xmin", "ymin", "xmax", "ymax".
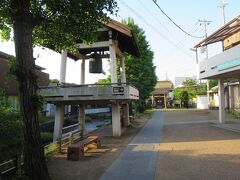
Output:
[
  {"xmin": 155, "ymin": 110, "xmax": 240, "ymax": 180},
  {"xmin": 100, "ymin": 109, "xmax": 240, "ymax": 180},
  {"xmin": 99, "ymin": 111, "xmax": 163, "ymax": 180}
]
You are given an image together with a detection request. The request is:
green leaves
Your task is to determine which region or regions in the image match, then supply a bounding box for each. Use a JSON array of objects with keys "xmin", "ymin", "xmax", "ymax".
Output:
[
  {"xmin": 32, "ymin": 0, "xmax": 118, "ymax": 52},
  {"xmin": 0, "ymin": 108, "xmax": 22, "ymax": 163},
  {"xmin": 122, "ymin": 18, "xmax": 157, "ymax": 112},
  {"xmin": 0, "ymin": 0, "xmax": 118, "ymax": 51},
  {"xmin": 182, "ymin": 78, "xmax": 197, "ymax": 86}
]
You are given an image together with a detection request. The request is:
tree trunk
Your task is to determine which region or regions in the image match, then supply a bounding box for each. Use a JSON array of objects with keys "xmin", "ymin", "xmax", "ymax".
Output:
[{"xmin": 12, "ymin": 4, "xmax": 51, "ymax": 180}]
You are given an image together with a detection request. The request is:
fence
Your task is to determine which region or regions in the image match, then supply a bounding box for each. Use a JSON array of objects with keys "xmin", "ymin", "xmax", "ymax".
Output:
[{"xmin": 0, "ymin": 123, "xmax": 83, "ymax": 177}]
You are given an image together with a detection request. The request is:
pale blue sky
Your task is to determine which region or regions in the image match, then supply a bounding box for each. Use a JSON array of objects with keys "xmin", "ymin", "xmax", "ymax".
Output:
[{"xmin": 1, "ymin": 0, "xmax": 240, "ymax": 83}]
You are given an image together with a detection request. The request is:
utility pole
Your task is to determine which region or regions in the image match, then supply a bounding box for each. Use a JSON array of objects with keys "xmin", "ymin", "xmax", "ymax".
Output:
[
  {"xmin": 199, "ymin": 19, "xmax": 211, "ymax": 59},
  {"xmin": 165, "ymin": 72, "xmax": 169, "ymax": 81},
  {"xmin": 199, "ymin": 19, "xmax": 211, "ymax": 108},
  {"xmin": 218, "ymin": 0, "xmax": 228, "ymax": 25}
]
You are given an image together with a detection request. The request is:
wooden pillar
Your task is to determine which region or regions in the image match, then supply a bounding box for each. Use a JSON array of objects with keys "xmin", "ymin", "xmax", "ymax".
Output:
[
  {"xmin": 218, "ymin": 79, "xmax": 225, "ymax": 123},
  {"xmin": 112, "ymin": 102, "xmax": 121, "ymax": 136},
  {"xmin": 123, "ymin": 103, "xmax": 130, "ymax": 127},
  {"xmin": 53, "ymin": 103, "xmax": 64, "ymax": 142},
  {"xmin": 151, "ymin": 95, "xmax": 154, "ymax": 107},
  {"xmin": 59, "ymin": 50, "xmax": 67, "ymax": 83},
  {"xmin": 164, "ymin": 94, "xmax": 167, "ymax": 108},
  {"xmin": 80, "ymin": 57, "xmax": 85, "ymax": 85}
]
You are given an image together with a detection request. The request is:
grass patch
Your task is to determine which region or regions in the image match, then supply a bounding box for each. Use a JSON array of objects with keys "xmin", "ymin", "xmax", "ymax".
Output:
[
  {"xmin": 161, "ymin": 108, "xmax": 197, "ymax": 111},
  {"xmin": 227, "ymin": 109, "xmax": 240, "ymax": 120},
  {"xmin": 138, "ymin": 108, "xmax": 156, "ymax": 118},
  {"xmin": 44, "ymin": 143, "xmax": 58, "ymax": 155}
]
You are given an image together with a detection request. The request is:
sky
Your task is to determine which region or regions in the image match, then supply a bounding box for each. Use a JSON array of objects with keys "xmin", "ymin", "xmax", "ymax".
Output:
[{"xmin": 1, "ymin": 0, "xmax": 240, "ymax": 84}]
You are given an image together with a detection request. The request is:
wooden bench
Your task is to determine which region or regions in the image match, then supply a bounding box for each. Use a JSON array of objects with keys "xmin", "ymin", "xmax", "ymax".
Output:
[{"xmin": 67, "ymin": 136, "xmax": 101, "ymax": 160}]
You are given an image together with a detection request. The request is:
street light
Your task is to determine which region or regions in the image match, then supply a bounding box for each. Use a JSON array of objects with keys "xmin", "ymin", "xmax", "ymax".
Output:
[
  {"xmin": 189, "ymin": 48, "xmax": 198, "ymax": 64},
  {"xmin": 190, "ymin": 47, "xmax": 201, "ymax": 85}
]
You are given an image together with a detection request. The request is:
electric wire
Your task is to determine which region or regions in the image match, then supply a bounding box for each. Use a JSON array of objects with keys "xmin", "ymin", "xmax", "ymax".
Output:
[
  {"xmin": 152, "ymin": 0, "xmax": 204, "ymax": 39},
  {"xmin": 120, "ymin": 0, "xmax": 194, "ymax": 59},
  {"xmin": 138, "ymin": 0, "xmax": 197, "ymax": 61}
]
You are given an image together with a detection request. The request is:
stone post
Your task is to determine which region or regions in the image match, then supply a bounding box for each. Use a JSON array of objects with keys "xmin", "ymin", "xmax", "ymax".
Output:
[
  {"xmin": 80, "ymin": 57, "xmax": 85, "ymax": 85},
  {"xmin": 112, "ymin": 102, "xmax": 121, "ymax": 136},
  {"xmin": 218, "ymin": 79, "xmax": 225, "ymax": 123},
  {"xmin": 53, "ymin": 103, "xmax": 64, "ymax": 142},
  {"xmin": 78, "ymin": 105, "xmax": 85, "ymax": 131},
  {"xmin": 109, "ymin": 31, "xmax": 117, "ymax": 84},
  {"xmin": 120, "ymin": 56, "xmax": 126, "ymax": 84},
  {"xmin": 59, "ymin": 50, "xmax": 67, "ymax": 83},
  {"xmin": 123, "ymin": 103, "xmax": 130, "ymax": 127}
]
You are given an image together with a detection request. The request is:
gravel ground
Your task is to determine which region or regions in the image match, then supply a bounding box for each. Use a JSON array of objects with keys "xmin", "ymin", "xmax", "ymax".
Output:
[
  {"xmin": 48, "ymin": 109, "xmax": 240, "ymax": 180},
  {"xmin": 47, "ymin": 114, "xmax": 150, "ymax": 180},
  {"xmin": 155, "ymin": 110, "xmax": 240, "ymax": 180}
]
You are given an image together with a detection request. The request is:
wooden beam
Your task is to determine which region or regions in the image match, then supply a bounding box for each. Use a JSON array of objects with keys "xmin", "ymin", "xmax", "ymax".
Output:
[{"xmin": 115, "ymin": 45, "xmax": 124, "ymax": 58}]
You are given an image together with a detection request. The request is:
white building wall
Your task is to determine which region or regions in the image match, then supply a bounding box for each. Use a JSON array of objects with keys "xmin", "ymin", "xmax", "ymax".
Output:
[
  {"xmin": 199, "ymin": 44, "xmax": 240, "ymax": 79},
  {"xmin": 197, "ymin": 95, "xmax": 208, "ymax": 109}
]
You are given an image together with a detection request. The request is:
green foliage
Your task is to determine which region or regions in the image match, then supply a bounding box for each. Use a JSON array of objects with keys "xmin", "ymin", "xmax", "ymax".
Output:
[
  {"xmin": 174, "ymin": 88, "xmax": 196, "ymax": 101},
  {"xmin": 209, "ymin": 80, "xmax": 218, "ymax": 89},
  {"xmin": 0, "ymin": 1, "xmax": 118, "ymax": 52},
  {"xmin": 85, "ymin": 115, "xmax": 92, "ymax": 122},
  {"xmin": 97, "ymin": 76, "xmax": 111, "ymax": 84},
  {"xmin": 196, "ymin": 84, "xmax": 207, "ymax": 95},
  {"xmin": 0, "ymin": 107, "xmax": 22, "ymax": 163},
  {"xmin": 174, "ymin": 83, "xmax": 207, "ymax": 107},
  {"xmin": 122, "ymin": 18, "xmax": 157, "ymax": 112},
  {"xmin": 0, "ymin": 1, "xmax": 118, "ymax": 178},
  {"xmin": 182, "ymin": 78, "xmax": 197, "ymax": 86},
  {"xmin": 49, "ymin": 79, "xmax": 59, "ymax": 83},
  {"xmin": 141, "ymin": 108, "xmax": 156, "ymax": 117},
  {"xmin": 40, "ymin": 132, "xmax": 53, "ymax": 145},
  {"xmin": 0, "ymin": 56, "xmax": 16, "ymax": 107},
  {"xmin": 44, "ymin": 143, "xmax": 58, "ymax": 155},
  {"xmin": 86, "ymin": 113, "xmax": 110, "ymax": 121},
  {"xmin": 180, "ymin": 91, "xmax": 189, "ymax": 102},
  {"xmin": 38, "ymin": 113, "xmax": 54, "ymax": 124}
]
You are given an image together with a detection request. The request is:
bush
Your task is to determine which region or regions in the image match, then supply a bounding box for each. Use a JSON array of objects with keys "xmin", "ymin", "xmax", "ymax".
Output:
[
  {"xmin": 87, "ymin": 113, "xmax": 110, "ymax": 120},
  {"xmin": 85, "ymin": 115, "xmax": 92, "ymax": 122},
  {"xmin": 38, "ymin": 113, "xmax": 54, "ymax": 124},
  {"xmin": 40, "ymin": 132, "xmax": 53, "ymax": 145},
  {"xmin": 0, "ymin": 107, "xmax": 22, "ymax": 163}
]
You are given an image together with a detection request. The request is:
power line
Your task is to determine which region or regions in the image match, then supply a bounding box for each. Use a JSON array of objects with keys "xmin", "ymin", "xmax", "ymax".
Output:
[
  {"xmin": 138, "ymin": 0, "xmax": 193, "ymax": 53},
  {"xmin": 152, "ymin": 0, "xmax": 204, "ymax": 39},
  {"xmin": 120, "ymin": 0, "xmax": 194, "ymax": 59}
]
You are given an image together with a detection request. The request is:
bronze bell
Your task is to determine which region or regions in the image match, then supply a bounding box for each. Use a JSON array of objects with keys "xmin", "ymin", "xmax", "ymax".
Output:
[{"xmin": 89, "ymin": 53, "xmax": 103, "ymax": 73}]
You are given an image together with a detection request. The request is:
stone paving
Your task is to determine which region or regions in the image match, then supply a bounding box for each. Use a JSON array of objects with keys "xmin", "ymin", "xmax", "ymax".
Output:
[
  {"xmin": 155, "ymin": 110, "xmax": 240, "ymax": 180},
  {"xmin": 99, "ymin": 111, "xmax": 163, "ymax": 180},
  {"xmin": 100, "ymin": 109, "xmax": 240, "ymax": 180}
]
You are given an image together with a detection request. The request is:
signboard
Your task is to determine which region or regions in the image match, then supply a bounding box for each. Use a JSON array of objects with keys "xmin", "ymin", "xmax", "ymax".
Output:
[
  {"xmin": 113, "ymin": 86, "xmax": 124, "ymax": 95},
  {"xmin": 218, "ymin": 57, "xmax": 240, "ymax": 71}
]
